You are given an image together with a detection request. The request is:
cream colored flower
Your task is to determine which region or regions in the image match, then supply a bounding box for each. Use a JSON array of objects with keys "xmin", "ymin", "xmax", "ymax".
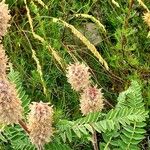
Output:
[
  {"xmin": 28, "ymin": 102, "xmax": 54, "ymax": 149},
  {"xmin": 143, "ymin": 12, "xmax": 150, "ymax": 27},
  {"xmin": 66, "ymin": 62, "xmax": 91, "ymax": 91},
  {"xmin": 0, "ymin": 44, "xmax": 8, "ymax": 77},
  {"xmin": 0, "ymin": 0, "xmax": 11, "ymax": 39},
  {"xmin": 80, "ymin": 85, "xmax": 104, "ymax": 115},
  {"xmin": 0, "ymin": 77, "xmax": 23, "ymax": 124}
]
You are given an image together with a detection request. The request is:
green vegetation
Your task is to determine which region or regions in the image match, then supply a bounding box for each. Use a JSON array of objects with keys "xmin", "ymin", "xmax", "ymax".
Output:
[{"xmin": 0, "ymin": 0, "xmax": 150, "ymax": 149}]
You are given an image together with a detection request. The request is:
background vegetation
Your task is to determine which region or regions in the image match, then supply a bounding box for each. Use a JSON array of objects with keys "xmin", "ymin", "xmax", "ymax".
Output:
[{"xmin": 0, "ymin": 0, "xmax": 150, "ymax": 149}]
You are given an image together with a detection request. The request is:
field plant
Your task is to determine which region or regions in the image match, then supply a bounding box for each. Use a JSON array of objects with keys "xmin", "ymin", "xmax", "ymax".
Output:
[{"xmin": 0, "ymin": 0, "xmax": 150, "ymax": 150}]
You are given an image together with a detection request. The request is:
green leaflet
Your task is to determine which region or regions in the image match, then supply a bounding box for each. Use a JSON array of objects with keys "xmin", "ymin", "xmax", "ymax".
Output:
[
  {"xmin": 1, "ymin": 69, "xmax": 148, "ymax": 150},
  {"xmin": 58, "ymin": 108, "xmax": 147, "ymax": 143},
  {"xmin": 101, "ymin": 81, "xmax": 148, "ymax": 150},
  {"xmin": 8, "ymin": 68, "xmax": 31, "ymax": 115},
  {"xmin": 4, "ymin": 69, "xmax": 72, "ymax": 150},
  {"xmin": 57, "ymin": 81, "xmax": 148, "ymax": 150}
]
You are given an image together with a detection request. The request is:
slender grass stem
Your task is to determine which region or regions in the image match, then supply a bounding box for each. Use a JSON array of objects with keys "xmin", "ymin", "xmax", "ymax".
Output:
[{"xmin": 125, "ymin": 0, "xmax": 134, "ymax": 28}]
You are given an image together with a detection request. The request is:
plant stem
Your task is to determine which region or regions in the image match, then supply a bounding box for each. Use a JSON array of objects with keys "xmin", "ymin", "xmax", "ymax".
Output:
[
  {"xmin": 92, "ymin": 129, "xmax": 99, "ymax": 150},
  {"xmin": 125, "ymin": 0, "xmax": 134, "ymax": 28},
  {"xmin": 18, "ymin": 119, "xmax": 30, "ymax": 134}
]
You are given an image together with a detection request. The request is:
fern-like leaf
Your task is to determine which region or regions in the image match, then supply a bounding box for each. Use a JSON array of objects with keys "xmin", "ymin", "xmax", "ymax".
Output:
[
  {"xmin": 101, "ymin": 80, "xmax": 147, "ymax": 150},
  {"xmin": 8, "ymin": 68, "xmax": 31, "ymax": 115}
]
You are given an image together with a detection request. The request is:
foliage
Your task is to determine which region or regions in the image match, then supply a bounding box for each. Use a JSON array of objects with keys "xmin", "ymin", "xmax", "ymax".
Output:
[
  {"xmin": 0, "ymin": 69, "xmax": 148, "ymax": 149},
  {"xmin": 101, "ymin": 81, "xmax": 148, "ymax": 150},
  {"xmin": 1, "ymin": 0, "xmax": 150, "ymax": 149}
]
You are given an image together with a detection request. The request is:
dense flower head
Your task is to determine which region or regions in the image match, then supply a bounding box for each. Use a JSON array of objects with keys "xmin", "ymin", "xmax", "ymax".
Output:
[
  {"xmin": 66, "ymin": 62, "xmax": 91, "ymax": 91},
  {"xmin": 80, "ymin": 85, "xmax": 104, "ymax": 115},
  {"xmin": 143, "ymin": 12, "xmax": 150, "ymax": 27},
  {"xmin": 0, "ymin": 77, "xmax": 23, "ymax": 124},
  {"xmin": 0, "ymin": 44, "xmax": 8, "ymax": 77},
  {"xmin": 0, "ymin": 0, "xmax": 11, "ymax": 39},
  {"xmin": 28, "ymin": 102, "xmax": 54, "ymax": 149}
]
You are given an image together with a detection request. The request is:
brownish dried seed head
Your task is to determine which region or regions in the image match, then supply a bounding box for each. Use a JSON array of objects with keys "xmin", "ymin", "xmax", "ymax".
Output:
[
  {"xmin": 0, "ymin": 77, "xmax": 23, "ymax": 125},
  {"xmin": 66, "ymin": 62, "xmax": 91, "ymax": 92},
  {"xmin": 28, "ymin": 102, "xmax": 54, "ymax": 148},
  {"xmin": 80, "ymin": 85, "xmax": 104, "ymax": 115}
]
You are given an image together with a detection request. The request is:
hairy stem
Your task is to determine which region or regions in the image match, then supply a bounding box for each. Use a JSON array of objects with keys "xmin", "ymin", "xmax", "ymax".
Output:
[
  {"xmin": 18, "ymin": 119, "xmax": 30, "ymax": 134},
  {"xmin": 92, "ymin": 129, "xmax": 99, "ymax": 150}
]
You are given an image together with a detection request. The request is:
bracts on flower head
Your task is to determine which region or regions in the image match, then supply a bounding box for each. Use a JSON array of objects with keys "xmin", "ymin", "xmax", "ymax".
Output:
[
  {"xmin": 27, "ymin": 101, "xmax": 54, "ymax": 149},
  {"xmin": 0, "ymin": 0, "xmax": 11, "ymax": 40},
  {"xmin": 0, "ymin": 44, "xmax": 8, "ymax": 77},
  {"xmin": 66, "ymin": 62, "xmax": 91, "ymax": 92},
  {"xmin": 80, "ymin": 85, "xmax": 104, "ymax": 115},
  {"xmin": 0, "ymin": 77, "xmax": 23, "ymax": 124}
]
